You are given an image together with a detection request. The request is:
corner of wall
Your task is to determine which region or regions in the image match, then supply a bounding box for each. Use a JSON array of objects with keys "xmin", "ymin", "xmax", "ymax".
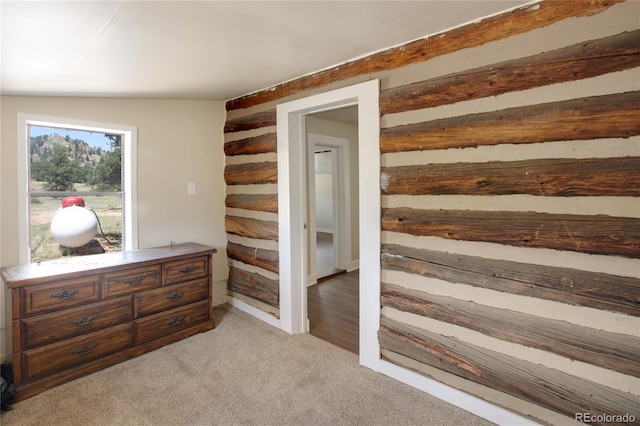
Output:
[{"xmin": 212, "ymin": 278, "xmax": 228, "ymax": 306}]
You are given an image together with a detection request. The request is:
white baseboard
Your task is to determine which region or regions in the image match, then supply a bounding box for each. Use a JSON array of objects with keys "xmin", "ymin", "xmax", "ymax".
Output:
[
  {"xmin": 307, "ymin": 273, "xmax": 318, "ymax": 287},
  {"xmin": 229, "ymin": 296, "xmax": 280, "ymax": 329},
  {"xmin": 378, "ymin": 360, "xmax": 539, "ymax": 426}
]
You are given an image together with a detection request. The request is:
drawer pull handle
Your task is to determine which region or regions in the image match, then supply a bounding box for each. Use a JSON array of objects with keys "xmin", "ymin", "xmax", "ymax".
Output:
[
  {"xmin": 72, "ymin": 343, "xmax": 97, "ymax": 356},
  {"xmin": 179, "ymin": 266, "xmax": 196, "ymax": 274},
  {"xmin": 167, "ymin": 292, "xmax": 184, "ymax": 301},
  {"xmin": 167, "ymin": 315, "xmax": 185, "ymax": 326},
  {"xmin": 72, "ymin": 314, "xmax": 97, "ymax": 326},
  {"xmin": 124, "ymin": 276, "xmax": 144, "ymax": 286},
  {"xmin": 51, "ymin": 289, "xmax": 79, "ymax": 300}
]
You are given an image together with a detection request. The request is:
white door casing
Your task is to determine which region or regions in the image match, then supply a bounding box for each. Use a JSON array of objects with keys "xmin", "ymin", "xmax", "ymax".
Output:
[{"xmin": 276, "ymin": 79, "xmax": 381, "ymax": 370}]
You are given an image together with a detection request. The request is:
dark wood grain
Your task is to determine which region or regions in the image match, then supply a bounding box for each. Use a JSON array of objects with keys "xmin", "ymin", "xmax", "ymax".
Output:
[
  {"xmin": 227, "ymin": 266, "xmax": 279, "ymax": 308},
  {"xmin": 381, "ymin": 208, "xmax": 640, "ymax": 258},
  {"xmin": 380, "ymin": 92, "xmax": 640, "ymax": 153},
  {"xmin": 23, "ymin": 296, "xmax": 133, "ymax": 349},
  {"xmin": 224, "ymin": 132, "xmax": 277, "ymax": 156},
  {"xmin": 103, "ymin": 265, "xmax": 162, "ymax": 299},
  {"xmin": 133, "ymin": 278, "xmax": 209, "ymax": 318},
  {"xmin": 380, "ymin": 30, "xmax": 640, "ymax": 115},
  {"xmin": 224, "ymin": 110, "xmax": 276, "ymax": 133},
  {"xmin": 225, "ymin": 216, "xmax": 279, "ymax": 241},
  {"xmin": 226, "ymin": 242, "xmax": 279, "ymax": 274},
  {"xmin": 224, "ymin": 162, "xmax": 278, "ymax": 185},
  {"xmin": 381, "ymin": 157, "xmax": 640, "ymax": 196},
  {"xmin": 23, "ymin": 323, "xmax": 133, "ymax": 382},
  {"xmin": 308, "ymin": 270, "xmax": 359, "ymax": 354},
  {"xmin": 134, "ymin": 300, "xmax": 210, "ymax": 344},
  {"xmin": 379, "ymin": 318, "xmax": 640, "ymax": 425},
  {"xmin": 381, "ymin": 244, "xmax": 640, "ymax": 316},
  {"xmin": 225, "ymin": 193, "xmax": 278, "ymax": 213},
  {"xmin": 381, "ymin": 283, "xmax": 640, "ymax": 376},
  {"xmin": 2, "ymin": 243, "xmax": 216, "ymax": 289}
]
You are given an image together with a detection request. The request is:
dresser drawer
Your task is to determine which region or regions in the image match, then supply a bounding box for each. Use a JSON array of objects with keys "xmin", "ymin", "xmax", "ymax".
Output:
[
  {"xmin": 163, "ymin": 256, "xmax": 208, "ymax": 285},
  {"xmin": 22, "ymin": 323, "xmax": 133, "ymax": 382},
  {"xmin": 134, "ymin": 300, "xmax": 210, "ymax": 344},
  {"xmin": 134, "ymin": 278, "xmax": 209, "ymax": 318},
  {"xmin": 103, "ymin": 265, "xmax": 161, "ymax": 298},
  {"xmin": 22, "ymin": 275, "xmax": 100, "ymax": 317},
  {"xmin": 23, "ymin": 296, "xmax": 132, "ymax": 350}
]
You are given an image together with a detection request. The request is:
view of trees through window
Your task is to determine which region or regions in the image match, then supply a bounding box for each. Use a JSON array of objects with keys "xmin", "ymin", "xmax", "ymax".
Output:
[{"xmin": 29, "ymin": 125, "xmax": 123, "ymax": 261}]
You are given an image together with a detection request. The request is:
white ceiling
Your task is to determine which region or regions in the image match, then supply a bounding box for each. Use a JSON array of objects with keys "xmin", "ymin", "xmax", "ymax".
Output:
[{"xmin": 1, "ymin": 1, "xmax": 532, "ymax": 101}]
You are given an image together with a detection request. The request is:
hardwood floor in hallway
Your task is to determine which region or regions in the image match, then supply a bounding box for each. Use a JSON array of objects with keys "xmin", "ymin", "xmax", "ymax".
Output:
[{"xmin": 307, "ymin": 269, "xmax": 359, "ymax": 354}]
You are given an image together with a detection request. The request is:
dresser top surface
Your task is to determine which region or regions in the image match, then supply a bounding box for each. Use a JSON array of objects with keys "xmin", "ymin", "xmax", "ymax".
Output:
[{"xmin": 1, "ymin": 242, "xmax": 216, "ymax": 288}]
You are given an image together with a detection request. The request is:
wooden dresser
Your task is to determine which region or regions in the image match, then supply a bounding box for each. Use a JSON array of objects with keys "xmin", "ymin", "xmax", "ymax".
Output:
[{"xmin": 1, "ymin": 242, "xmax": 216, "ymax": 401}]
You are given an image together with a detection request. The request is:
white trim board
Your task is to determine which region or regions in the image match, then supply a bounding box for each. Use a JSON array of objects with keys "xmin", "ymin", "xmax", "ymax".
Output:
[
  {"xmin": 379, "ymin": 360, "xmax": 540, "ymax": 426},
  {"xmin": 228, "ymin": 297, "xmax": 281, "ymax": 329}
]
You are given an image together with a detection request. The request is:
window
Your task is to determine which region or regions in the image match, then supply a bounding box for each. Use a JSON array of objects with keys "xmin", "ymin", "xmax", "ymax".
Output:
[{"xmin": 18, "ymin": 114, "xmax": 138, "ymax": 263}]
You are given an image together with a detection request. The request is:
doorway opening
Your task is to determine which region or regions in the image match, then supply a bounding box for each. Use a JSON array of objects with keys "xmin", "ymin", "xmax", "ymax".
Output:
[
  {"xmin": 276, "ymin": 79, "xmax": 381, "ymax": 370},
  {"xmin": 306, "ymin": 108, "xmax": 358, "ymax": 353},
  {"xmin": 307, "ymin": 128, "xmax": 353, "ymax": 283}
]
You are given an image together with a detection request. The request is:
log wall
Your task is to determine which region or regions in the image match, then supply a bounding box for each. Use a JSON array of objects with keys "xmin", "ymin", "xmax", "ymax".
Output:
[{"xmin": 223, "ymin": 1, "xmax": 640, "ymax": 423}]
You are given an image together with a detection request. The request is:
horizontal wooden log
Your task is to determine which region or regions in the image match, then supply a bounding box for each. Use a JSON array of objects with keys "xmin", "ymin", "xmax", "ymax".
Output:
[
  {"xmin": 227, "ymin": 242, "xmax": 279, "ymax": 274},
  {"xmin": 225, "ymin": 216, "xmax": 278, "ymax": 241},
  {"xmin": 381, "ymin": 244, "xmax": 640, "ymax": 316},
  {"xmin": 226, "ymin": 0, "xmax": 622, "ymax": 111},
  {"xmin": 380, "ymin": 157, "xmax": 640, "ymax": 196},
  {"xmin": 380, "ymin": 30, "xmax": 640, "ymax": 115},
  {"xmin": 225, "ymin": 194, "xmax": 278, "ymax": 213},
  {"xmin": 381, "ymin": 208, "xmax": 640, "ymax": 258},
  {"xmin": 224, "ymin": 132, "xmax": 277, "ymax": 156},
  {"xmin": 380, "ymin": 91, "xmax": 640, "ymax": 153},
  {"xmin": 379, "ymin": 318, "xmax": 640, "ymax": 425},
  {"xmin": 224, "ymin": 110, "xmax": 276, "ymax": 133},
  {"xmin": 227, "ymin": 266, "xmax": 278, "ymax": 308},
  {"xmin": 381, "ymin": 282, "xmax": 640, "ymax": 377},
  {"xmin": 224, "ymin": 162, "xmax": 277, "ymax": 185}
]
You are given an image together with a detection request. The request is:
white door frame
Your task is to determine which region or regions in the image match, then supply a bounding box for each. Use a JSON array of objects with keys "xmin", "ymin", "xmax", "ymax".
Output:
[{"xmin": 276, "ymin": 79, "xmax": 381, "ymax": 369}]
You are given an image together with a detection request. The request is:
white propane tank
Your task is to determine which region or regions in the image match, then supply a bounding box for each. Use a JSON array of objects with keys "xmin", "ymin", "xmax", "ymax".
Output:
[{"xmin": 50, "ymin": 196, "xmax": 98, "ymax": 248}]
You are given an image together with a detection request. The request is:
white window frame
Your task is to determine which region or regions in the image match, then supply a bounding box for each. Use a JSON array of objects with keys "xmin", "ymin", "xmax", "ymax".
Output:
[{"xmin": 17, "ymin": 113, "xmax": 138, "ymax": 263}]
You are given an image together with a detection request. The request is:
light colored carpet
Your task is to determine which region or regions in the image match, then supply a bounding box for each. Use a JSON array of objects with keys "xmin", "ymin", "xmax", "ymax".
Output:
[{"xmin": 2, "ymin": 304, "xmax": 494, "ymax": 426}]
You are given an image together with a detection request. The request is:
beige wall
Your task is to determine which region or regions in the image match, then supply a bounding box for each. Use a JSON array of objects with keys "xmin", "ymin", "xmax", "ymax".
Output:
[{"xmin": 0, "ymin": 96, "xmax": 229, "ymax": 361}]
